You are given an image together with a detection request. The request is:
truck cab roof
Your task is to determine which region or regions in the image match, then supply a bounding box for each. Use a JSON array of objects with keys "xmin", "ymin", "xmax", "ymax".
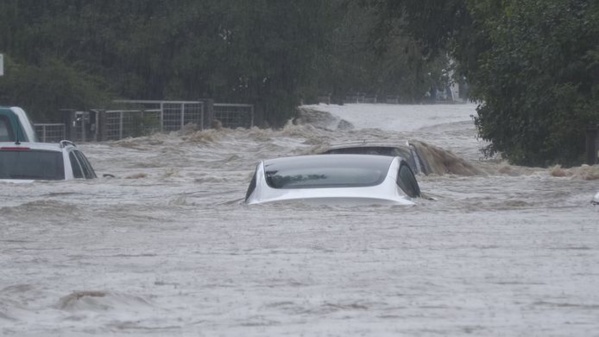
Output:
[{"xmin": 0, "ymin": 106, "xmax": 38, "ymax": 142}]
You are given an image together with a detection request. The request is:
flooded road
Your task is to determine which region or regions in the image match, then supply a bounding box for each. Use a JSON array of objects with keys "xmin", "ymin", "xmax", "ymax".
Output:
[{"xmin": 1, "ymin": 103, "xmax": 598, "ymax": 336}]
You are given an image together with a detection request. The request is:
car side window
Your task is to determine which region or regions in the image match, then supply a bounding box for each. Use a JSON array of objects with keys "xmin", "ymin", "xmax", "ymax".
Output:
[
  {"xmin": 69, "ymin": 152, "xmax": 84, "ymax": 178},
  {"xmin": 74, "ymin": 150, "xmax": 97, "ymax": 179},
  {"xmin": 397, "ymin": 163, "xmax": 421, "ymax": 198}
]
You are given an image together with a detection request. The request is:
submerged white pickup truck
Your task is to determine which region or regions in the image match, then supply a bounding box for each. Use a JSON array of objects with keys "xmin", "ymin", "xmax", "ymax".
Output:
[{"xmin": 0, "ymin": 106, "xmax": 38, "ymax": 142}]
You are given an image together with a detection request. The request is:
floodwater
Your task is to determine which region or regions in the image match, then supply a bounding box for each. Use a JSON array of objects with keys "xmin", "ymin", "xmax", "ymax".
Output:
[{"xmin": 1, "ymin": 103, "xmax": 598, "ymax": 337}]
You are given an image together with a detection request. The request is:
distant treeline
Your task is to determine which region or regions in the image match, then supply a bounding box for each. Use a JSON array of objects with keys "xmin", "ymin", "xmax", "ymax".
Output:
[
  {"xmin": 1, "ymin": 0, "xmax": 598, "ymax": 166},
  {"xmin": 0, "ymin": 0, "xmax": 449, "ymax": 126}
]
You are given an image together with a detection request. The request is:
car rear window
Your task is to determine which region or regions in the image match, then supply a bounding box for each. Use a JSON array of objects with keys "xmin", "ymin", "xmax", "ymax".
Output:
[
  {"xmin": 0, "ymin": 116, "xmax": 15, "ymax": 142},
  {"xmin": 264, "ymin": 156, "xmax": 391, "ymax": 189},
  {"xmin": 0, "ymin": 150, "xmax": 65, "ymax": 180}
]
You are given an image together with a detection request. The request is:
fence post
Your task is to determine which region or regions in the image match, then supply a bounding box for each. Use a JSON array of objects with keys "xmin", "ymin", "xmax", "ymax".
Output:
[
  {"xmin": 61, "ymin": 109, "xmax": 75, "ymax": 141},
  {"xmin": 79, "ymin": 111, "xmax": 87, "ymax": 142},
  {"xmin": 203, "ymin": 99, "xmax": 213, "ymax": 130},
  {"xmin": 160, "ymin": 102, "xmax": 164, "ymax": 132},
  {"xmin": 119, "ymin": 111, "xmax": 124, "ymax": 140},
  {"xmin": 253, "ymin": 102, "xmax": 265, "ymax": 127},
  {"xmin": 586, "ymin": 125, "xmax": 599, "ymax": 165},
  {"xmin": 180, "ymin": 103, "xmax": 185, "ymax": 129},
  {"xmin": 97, "ymin": 110, "xmax": 106, "ymax": 141}
]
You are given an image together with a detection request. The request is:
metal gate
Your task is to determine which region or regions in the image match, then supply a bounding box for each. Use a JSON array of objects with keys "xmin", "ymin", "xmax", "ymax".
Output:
[{"xmin": 38, "ymin": 100, "xmax": 254, "ymax": 142}]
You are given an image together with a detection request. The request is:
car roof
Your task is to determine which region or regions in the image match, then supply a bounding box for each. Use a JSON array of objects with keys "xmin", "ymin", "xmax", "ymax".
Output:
[
  {"xmin": 0, "ymin": 141, "xmax": 76, "ymax": 151},
  {"xmin": 0, "ymin": 106, "xmax": 39, "ymax": 142},
  {"xmin": 0, "ymin": 106, "xmax": 27, "ymax": 116},
  {"xmin": 325, "ymin": 141, "xmax": 411, "ymax": 150}
]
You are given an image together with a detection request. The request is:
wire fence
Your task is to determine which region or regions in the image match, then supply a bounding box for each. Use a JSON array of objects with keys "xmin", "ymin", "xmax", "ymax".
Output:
[
  {"xmin": 34, "ymin": 100, "xmax": 254, "ymax": 143},
  {"xmin": 102, "ymin": 109, "xmax": 162, "ymax": 141},
  {"xmin": 34, "ymin": 124, "xmax": 66, "ymax": 143},
  {"xmin": 161, "ymin": 102, "xmax": 204, "ymax": 132},
  {"xmin": 214, "ymin": 103, "xmax": 254, "ymax": 129}
]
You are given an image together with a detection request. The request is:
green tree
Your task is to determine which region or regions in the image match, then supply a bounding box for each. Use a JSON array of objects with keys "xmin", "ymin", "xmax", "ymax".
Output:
[
  {"xmin": 1, "ymin": 0, "xmax": 469, "ymax": 129},
  {"xmin": 217, "ymin": 0, "xmax": 331, "ymax": 126},
  {"xmin": 470, "ymin": 0, "xmax": 599, "ymax": 166},
  {"xmin": 0, "ymin": 55, "xmax": 110, "ymax": 122},
  {"xmin": 0, "ymin": 0, "xmax": 117, "ymax": 120},
  {"xmin": 368, "ymin": 0, "xmax": 599, "ymax": 166},
  {"xmin": 1, "ymin": 0, "xmax": 334, "ymax": 127},
  {"xmin": 310, "ymin": 0, "xmax": 449, "ymax": 104}
]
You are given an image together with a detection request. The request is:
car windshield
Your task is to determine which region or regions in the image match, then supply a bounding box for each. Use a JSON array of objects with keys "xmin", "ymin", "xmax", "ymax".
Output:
[
  {"xmin": 0, "ymin": 150, "xmax": 65, "ymax": 180},
  {"xmin": 264, "ymin": 156, "xmax": 391, "ymax": 189}
]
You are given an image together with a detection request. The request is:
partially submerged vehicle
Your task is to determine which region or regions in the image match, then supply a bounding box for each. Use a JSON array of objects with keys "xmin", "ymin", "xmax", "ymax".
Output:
[
  {"xmin": 321, "ymin": 141, "xmax": 429, "ymax": 175},
  {"xmin": 245, "ymin": 154, "xmax": 420, "ymax": 205},
  {"xmin": 0, "ymin": 140, "xmax": 97, "ymax": 182},
  {"xmin": 320, "ymin": 141, "xmax": 484, "ymax": 176},
  {"xmin": 0, "ymin": 106, "xmax": 38, "ymax": 142},
  {"xmin": 592, "ymin": 192, "xmax": 599, "ymax": 205}
]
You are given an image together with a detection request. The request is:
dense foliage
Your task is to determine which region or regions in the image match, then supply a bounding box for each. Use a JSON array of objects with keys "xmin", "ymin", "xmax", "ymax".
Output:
[
  {"xmin": 370, "ymin": 0, "xmax": 599, "ymax": 166},
  {"xmin": 0, "ymin": 0, "xmax": 327, "ymax": 124},
  {"xmin": 0, "ymin": 0, "xmax": 444, "ymax": 125},
  {"xmin": 469, "ymin": 0, "xmax": 599, "ymax": 166}
]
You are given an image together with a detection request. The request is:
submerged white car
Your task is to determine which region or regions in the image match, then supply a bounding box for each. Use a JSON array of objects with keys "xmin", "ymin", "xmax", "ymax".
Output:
[
  {"xmin": 0, "ymin": 140, "xmax": 97, "ymax": 182},
  {"xmin": 245, "ymin": 154, "xmax": 420, "ymax": 205}
]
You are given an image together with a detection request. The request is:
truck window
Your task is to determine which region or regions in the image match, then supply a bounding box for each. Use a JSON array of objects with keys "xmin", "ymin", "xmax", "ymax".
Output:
[{"xmin": 0, "ymin": 116, "xmax": 15, "ymax": 141}]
